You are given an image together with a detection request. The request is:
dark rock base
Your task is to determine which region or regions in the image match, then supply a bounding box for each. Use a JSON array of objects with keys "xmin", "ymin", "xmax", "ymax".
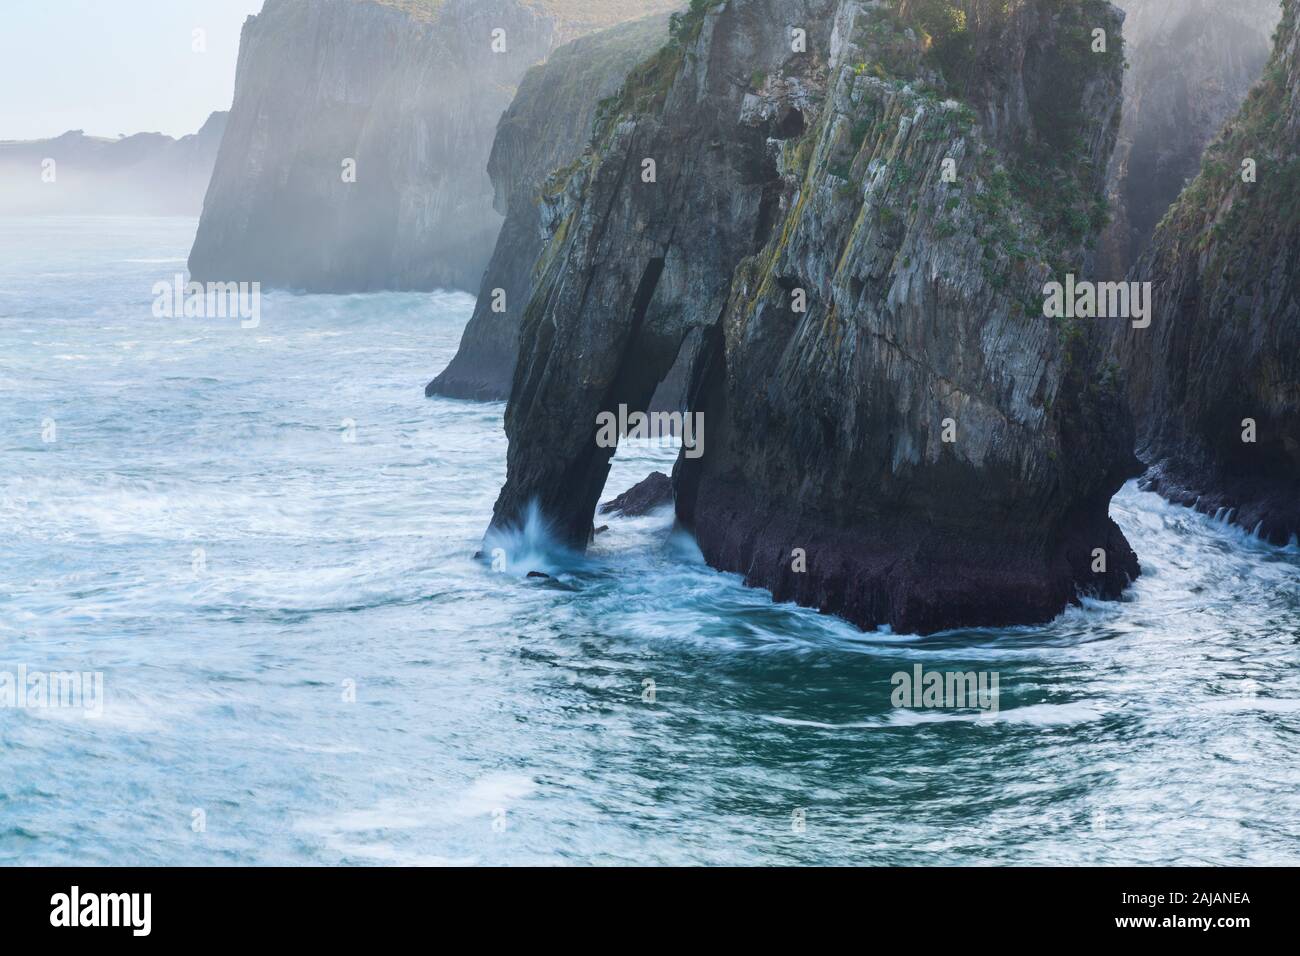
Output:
[
  {"xmin": 425, "ymin": 363, "xmax": 511, "ymax": 402},
  {"xmin": 1139, "ymin": 460, "xmax": 1300, "ymax": 545},
  {"xmin": 684, "ymin": 480, "xmax": 1139, "ymax": 636}
]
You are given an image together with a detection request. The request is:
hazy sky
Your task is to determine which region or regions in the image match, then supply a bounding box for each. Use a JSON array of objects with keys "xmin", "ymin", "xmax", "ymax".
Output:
[{"xmin": 0, "ymin": 0, "xmax": 265, "ymax": 141}]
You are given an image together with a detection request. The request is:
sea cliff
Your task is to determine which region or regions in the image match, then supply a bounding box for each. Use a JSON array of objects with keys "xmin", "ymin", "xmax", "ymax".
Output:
[
  {"xmin": 188, "ymin": 0, "xmax": 678, "ymax": 293},
  {"xmin": 427, "ymin": 13, "xmax": 675, "ymax": 399}
]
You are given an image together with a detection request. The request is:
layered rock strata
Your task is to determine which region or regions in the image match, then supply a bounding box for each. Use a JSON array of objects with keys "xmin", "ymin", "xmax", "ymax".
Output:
[{"xmin": 427, "ymin": 13, "xmax": 675, "ymax": 399}]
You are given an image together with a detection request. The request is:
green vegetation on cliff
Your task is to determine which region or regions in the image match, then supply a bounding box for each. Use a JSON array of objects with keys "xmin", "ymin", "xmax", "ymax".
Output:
[
  {"xmin": 794, "ymin": 0, "xmax": 1123, "ymax": 304},
  {"xmin": 490, "ymin": 0, "xmax": 1139, "ymax": 633},
  {"xmin": 589, "ymin": 0, "xmax": 719, "ymax": 132},
  {"xmin": 1112, "ymin": 0, "xmax": 1299, "ymax": 542},
  {"xmin": 1158, "ymin": 0, "xmax": 1300, "ymax": 255}
]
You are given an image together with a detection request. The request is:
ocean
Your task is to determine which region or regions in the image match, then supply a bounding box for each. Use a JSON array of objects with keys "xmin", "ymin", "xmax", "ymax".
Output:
[{"xmin": 1, "ymin": 216, "xmax": 1297, "ymax": 865}]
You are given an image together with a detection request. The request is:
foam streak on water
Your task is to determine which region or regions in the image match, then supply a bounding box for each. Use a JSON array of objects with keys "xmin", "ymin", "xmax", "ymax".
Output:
[{"xmin": 1, "ymin": 218, "xmax": 1297, "ymax": 865}]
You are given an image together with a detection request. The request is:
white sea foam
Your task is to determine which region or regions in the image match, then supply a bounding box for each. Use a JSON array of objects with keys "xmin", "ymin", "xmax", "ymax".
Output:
[{"xmin": 3, "ymin": 217, "xmax": 1298, "ymax": 866}]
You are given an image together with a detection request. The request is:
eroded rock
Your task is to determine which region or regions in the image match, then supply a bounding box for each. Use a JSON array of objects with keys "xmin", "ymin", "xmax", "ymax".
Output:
[
  {"xmin": 490, "ymin": 0, "xmax": 1142, "ymax": 634},
  {"xmin": 428, "ymin": 12, "xmax": 679, "ymax": 399}
]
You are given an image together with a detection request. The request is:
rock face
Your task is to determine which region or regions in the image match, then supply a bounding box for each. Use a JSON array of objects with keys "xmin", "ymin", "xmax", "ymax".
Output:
[
  {"xmin": 427, "ymin": 13, "xmax": 674, "ymax": 399},
  {"xmin": 188, "ymin": 0, "xmax": 679, "ymax": 293},
  {"xmin": 0, "ymin": 113, "xmax": 227, "ymax": 215},
  {"xmin": 1097, "ymin": 0, "xmax": 1281, "ymax": 278},
  {"xmin": 600, "ymin": 472, "xmax": 674, "ymax": 516},
  {"xmin": 489, "ymin": 0, "xmax": 1141, "ymax": 635},
  {"xmin": 1115, "ymin": 0, "xmax": 1300, "ymax": 544}
]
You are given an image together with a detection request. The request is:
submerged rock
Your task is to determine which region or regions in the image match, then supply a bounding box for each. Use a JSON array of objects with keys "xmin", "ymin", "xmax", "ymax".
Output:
[
  {"xmin": 189, "ymin": 0, "xmax": 680, "ymax": 294},
  {"xmin": 599, "ymin": 472, "xmax": 673, "ymax": 516},
  {"xmin": 488, "ymin": 0, "xmax": 1142, "ymax": 635},
  {"xmin": 1114, "ymin": 0, "xmax": 1300, "ymax": 543}
]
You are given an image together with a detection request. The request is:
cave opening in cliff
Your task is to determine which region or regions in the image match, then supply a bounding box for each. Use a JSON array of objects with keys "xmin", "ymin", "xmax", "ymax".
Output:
[{"xmin": 773, "ymin": 106, "xmax": 806, "ymax": 139}]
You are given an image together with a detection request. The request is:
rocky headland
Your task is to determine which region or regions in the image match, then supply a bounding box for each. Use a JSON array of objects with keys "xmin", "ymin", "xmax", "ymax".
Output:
[{"xmin": 0, "ymin": 113, "xmax": 227, "ymax": 216}]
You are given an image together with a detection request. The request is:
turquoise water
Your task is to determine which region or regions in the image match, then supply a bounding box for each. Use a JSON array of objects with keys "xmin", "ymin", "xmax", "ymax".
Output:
[{"xmin": 1, "ymin": 217, "xmax": 1298, "ymax": 865}]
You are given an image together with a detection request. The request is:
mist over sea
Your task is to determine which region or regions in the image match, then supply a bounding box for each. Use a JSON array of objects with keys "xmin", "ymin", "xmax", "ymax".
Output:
[{"xmin": 1, "ymin": 217, "xmax": 1297, "ymax": 865}]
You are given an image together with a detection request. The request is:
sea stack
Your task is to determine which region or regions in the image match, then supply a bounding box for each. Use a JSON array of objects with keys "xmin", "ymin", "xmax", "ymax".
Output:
[{"xmin": 488, "ymin": 0, "xmax": 1142, "ymax": 635}]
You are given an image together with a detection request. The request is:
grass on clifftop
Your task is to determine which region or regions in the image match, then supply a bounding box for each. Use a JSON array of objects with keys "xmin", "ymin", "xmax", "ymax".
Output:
[
  {"xmin": 363, "ymin": 0, "xmax": 444, "ymax": 22},
  {"xmin": 361, "ymin": 0, "xmax": 682, "ymax": 31},
  {"xmin": 524, "ymin": 0, "xmax": 683, "ymax": 33}
]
